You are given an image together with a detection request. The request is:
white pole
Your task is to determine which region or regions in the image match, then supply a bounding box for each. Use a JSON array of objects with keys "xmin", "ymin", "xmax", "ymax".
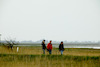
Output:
[{"xmin": 17, "ymin": 47, "xmax": 19, "ymax": 52}]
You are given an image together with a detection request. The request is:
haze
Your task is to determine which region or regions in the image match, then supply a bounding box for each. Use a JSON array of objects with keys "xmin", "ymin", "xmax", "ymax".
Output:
[{"xmin": 0, "ymin": 0, "xmax": 100, "ymax": 41}]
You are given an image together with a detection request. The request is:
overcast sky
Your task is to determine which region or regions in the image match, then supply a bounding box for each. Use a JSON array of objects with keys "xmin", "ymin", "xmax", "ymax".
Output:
[{"xmin": 0, "ymin": 0, "xmax": 100, "ymax": 41}]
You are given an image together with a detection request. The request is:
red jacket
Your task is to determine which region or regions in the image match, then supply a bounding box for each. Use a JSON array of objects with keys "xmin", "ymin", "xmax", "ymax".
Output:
[{"xmin": 47, "ymin": 43, "xmax": 52, "ymax": 50}]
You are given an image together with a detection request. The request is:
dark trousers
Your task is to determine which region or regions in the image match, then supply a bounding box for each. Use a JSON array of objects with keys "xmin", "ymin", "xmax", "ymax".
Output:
[{"xmin": 48, "ymin": 50, "xmax": 52, "ymax": 54}]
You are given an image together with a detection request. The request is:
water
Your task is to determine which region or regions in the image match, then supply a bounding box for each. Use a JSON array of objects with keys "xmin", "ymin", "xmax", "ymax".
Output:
[{"xmin": 14, "ymin": 43, "xmax": 100, "ymax": 49}]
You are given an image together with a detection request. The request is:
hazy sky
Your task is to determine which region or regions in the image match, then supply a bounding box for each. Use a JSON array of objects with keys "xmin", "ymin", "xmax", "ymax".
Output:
[{"xmin": 0, "ymin": 0, "xmax": 100, "ymax": 41}]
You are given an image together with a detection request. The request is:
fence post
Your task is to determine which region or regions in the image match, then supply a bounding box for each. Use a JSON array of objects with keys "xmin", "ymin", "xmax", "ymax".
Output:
[{"xmin": 17, "ymin": 47, "xmax": 19, "ymax": 52}]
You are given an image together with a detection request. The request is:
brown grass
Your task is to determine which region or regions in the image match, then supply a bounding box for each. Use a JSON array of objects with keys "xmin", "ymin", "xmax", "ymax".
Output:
[
  {"xmin": 0, "ymin": 46, "xmax": 100, "ymax": 67},
  {"xmin": 0, "ymin": 46, "xmax": 100, "ymax": 56}
]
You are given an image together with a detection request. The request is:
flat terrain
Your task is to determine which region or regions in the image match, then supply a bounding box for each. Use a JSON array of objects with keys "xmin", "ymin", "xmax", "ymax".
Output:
[{"xmin": 0, "ymin": 46, "xmax": 100, "ymax": 67}]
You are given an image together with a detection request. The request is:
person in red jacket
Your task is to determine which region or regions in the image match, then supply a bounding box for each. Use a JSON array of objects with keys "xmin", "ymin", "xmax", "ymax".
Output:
[{"xmin": 47, "ymin": 40, "xmax": 52, "ymax": 54}]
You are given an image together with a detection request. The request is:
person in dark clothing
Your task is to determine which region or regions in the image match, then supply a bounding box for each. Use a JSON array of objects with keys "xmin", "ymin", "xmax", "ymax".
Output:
[
  {"xmin": 41, "ymin": 40, "xmax": 46, "ymax": 54},
  {"xmin": 59, "ymin": 41, "xmax": 64, "ymax": 55}
]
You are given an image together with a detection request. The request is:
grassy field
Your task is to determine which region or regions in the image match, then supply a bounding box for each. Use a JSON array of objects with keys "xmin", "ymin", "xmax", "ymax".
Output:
[{"xmin": 0, "ymin": 46, "xmax": 100, "ymax": 67}]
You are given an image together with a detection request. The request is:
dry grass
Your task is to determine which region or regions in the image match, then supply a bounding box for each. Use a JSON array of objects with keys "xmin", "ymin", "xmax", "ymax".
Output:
[
  {"xmin": 0, "ymin": 46, "xmax": 100, "ymax": 67},
  {"xmin": 0, "ymin": 46, "xmax": 100, "ymax": 56}
]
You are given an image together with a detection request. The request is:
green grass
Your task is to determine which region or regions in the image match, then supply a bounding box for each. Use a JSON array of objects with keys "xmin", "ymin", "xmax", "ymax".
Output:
[
  {"xmin": 0, "ymin": 54, "xmax": 100, "ymax": 67},
  {"xmin": 0, "ymin": 54, "xmax": 100, "ymax": 61}
]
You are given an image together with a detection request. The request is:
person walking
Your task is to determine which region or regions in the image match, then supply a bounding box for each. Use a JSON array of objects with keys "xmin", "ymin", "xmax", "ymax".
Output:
[
  {"xmin": 59, "ymin": 41, "xmax": 64, "ymax": 55},
  {"xmin": 41, "ymin": 40, "xmax": 46, "ymax": 54},
  {"xmin": 47, "ymin": 40, "xmax": 52, "ymax": 54}
]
